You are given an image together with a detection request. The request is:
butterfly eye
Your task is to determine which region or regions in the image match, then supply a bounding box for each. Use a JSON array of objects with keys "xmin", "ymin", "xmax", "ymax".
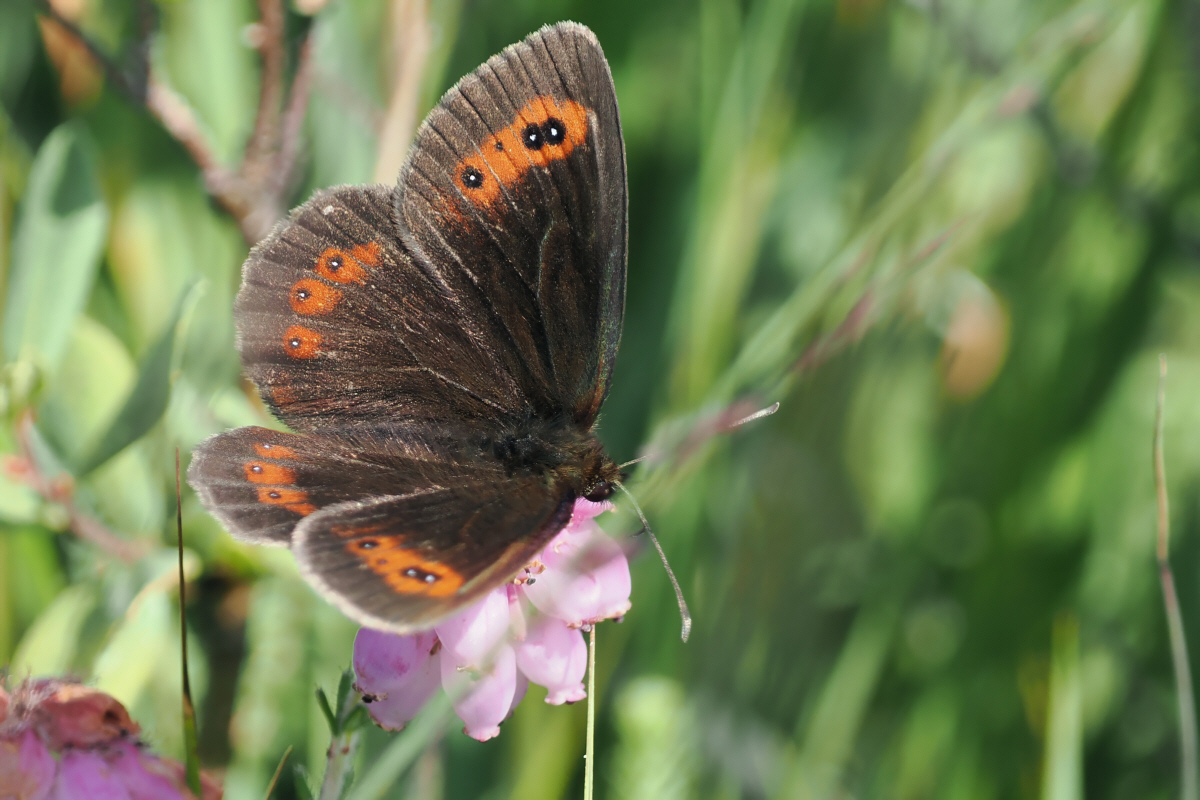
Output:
[
  {"xmin": 461, "ymin": 166, "xmax": 485, "ymax": 189},
  {"xmin": 585, "ymin": 481, "xmax": 614, "ymax": 502},
  {"xmin": 522, "ymin": 122, "xmax": 544, "ymax": 150},
  {"xmin": 542, "ymin": 117, "xmax": 566, "ymax": 146}
]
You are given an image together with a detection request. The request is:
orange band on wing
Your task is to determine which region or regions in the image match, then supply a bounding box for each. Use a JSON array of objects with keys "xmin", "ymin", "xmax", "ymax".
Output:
[
  {"xmin": 270, "ymin": 385, "xmax": 299, "ymax": 406},
  {"xmin": 347, "ymin": 535, "xmax": 463, "ymax": 597},
  {"xmin": 256, "ymin": 487, "xmax": 316, "ymax": 516},
  {"xmin": 283, "ymin": 326, "xmax": 322, "ymax": 359},
  {"xmin": 314, "ymin": 246, "xmax": 372, "ymax": 284},
  {"xmin": 253, "ymin": 442, "xmax": 299, "ymax": 459},
  {"xmin": 454, "ymin": 96, "xmax": 589, "ymax": 206},
  {"xmin": 290, "ymin": 278, "xmax": 343, "ymax": 315},
  {"xmin": 350, "ymin": 241, "xmax": 381, "ymax": 267},
  {"xmin": 244, "ymin": 461, "xmax": 297, "ymax": 484}
]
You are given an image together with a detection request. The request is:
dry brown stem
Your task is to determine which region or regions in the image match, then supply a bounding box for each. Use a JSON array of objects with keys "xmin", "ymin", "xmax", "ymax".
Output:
[{"xmin": 37, "ymin": 0, "xmax": 316, "ymax": 245}]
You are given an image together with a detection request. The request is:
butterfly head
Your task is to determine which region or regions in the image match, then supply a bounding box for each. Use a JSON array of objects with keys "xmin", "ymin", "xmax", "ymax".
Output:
[{"xmin": 584, "ymin": 480, "xmax": 615, "ymax": 502}]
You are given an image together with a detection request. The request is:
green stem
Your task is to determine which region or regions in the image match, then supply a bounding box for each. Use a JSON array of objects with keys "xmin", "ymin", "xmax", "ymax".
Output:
[
  {"xmin": 584, "ymin": 624, "xmax": 596, "ymax": 800},
  {"xmin": 318, "ymin": 730, "xmax": 360, "ymax": 800}
]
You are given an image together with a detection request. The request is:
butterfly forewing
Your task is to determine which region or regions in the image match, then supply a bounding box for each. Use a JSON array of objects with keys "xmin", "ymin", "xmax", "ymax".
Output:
[
  {"xmin": 237, "ymin": 185, "xmax": 531, "ymax": 427},
  {"xmin": 396, "ymin": 22, "xmax": 626, "ymax": 426}
]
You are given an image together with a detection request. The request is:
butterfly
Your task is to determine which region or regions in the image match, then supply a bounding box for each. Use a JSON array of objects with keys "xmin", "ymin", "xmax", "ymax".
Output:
[{"xmin": 187, "ymin": 22, "xmax": 627, "ymax": 633}]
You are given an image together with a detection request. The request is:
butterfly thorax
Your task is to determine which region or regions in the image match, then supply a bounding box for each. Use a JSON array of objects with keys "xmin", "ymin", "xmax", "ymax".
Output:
[{"xmin": 477, "ymin": 415, "xmax": 620, "ymax": 502}]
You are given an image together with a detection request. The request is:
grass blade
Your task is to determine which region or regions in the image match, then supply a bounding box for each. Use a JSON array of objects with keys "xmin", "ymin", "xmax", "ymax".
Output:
[
  {"xmin": 1154, "ymin": 354, "xmax": 1199, "ymax": 800},
  {"xmin": 77, "ymin": 280, "xmax": 200, "ymax": 475},
  {"xmin": 176, "ymin": 448, "xmax": 202, "ymax": 796},
  {"xmin": 263, "ymin": 745, "xmax": 293, "ymax": 800},
  {"xmin": 3, "ymin": 121, "xmax": 107, "ymax": 379}
]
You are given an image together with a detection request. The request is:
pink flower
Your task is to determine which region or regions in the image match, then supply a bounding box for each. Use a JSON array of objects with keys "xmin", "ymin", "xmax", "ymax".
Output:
[
  {"xmin": 0, "ymin": 730, "xmax": 55, "ymax": 800},
  {"xmin": 0, "ymin": 680, "xmax": 221, "ymax": 800},
  {"xmin": 351, "ymin": 630, "xmax": 440, "ymax": 731},
  {"xmin": 52, "ymin": 751, "xmax": 130, "ymax": 800},
  {"xmin": 354, "ymin": 497, "xmax": 630, "ymax": 741}
]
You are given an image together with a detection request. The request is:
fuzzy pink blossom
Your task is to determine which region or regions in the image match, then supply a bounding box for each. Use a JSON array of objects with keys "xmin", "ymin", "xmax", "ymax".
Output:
[
  {"xmin": 354, "ymin": 497, "xmax": 630, "ymax": 741},
  {"xmin": 0, "ymin": 730, "xmax": 54, "ymax": 800},
  {"xmin": 0, "ymin": 680, "xmax": 221, "ymax": 800}
]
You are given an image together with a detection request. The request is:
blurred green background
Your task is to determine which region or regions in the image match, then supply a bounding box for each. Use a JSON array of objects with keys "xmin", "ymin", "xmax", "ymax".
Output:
[{"xmin": 3, "ymin": 0, "xmax": 1200, "ymax": 797}]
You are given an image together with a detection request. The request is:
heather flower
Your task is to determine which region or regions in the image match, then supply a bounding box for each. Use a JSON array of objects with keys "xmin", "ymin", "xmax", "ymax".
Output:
[
  {"xmin": 354, "ymin": 497, "xmax": 631, "ymax": 741},
  {"xmin": 0, "ymin": 679, "xmax": 222, "ymax": 800}
]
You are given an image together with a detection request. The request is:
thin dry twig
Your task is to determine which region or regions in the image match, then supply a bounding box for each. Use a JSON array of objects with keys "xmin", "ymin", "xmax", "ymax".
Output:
[
  {"xmin": 275, "ymin": 32, "xmax": 317, "ymax": 199},
  {"xmin": 37, "ymin": 0, "xmax": 316, "ymax": 244},
  {"xmin": 1154, "ymin": 353, "xmax": 1199, "ymax": 800},
  {"xmin": 374, "ymin": 0, "xmax": 432, "ymax": 183},
  {"xmin": 245, "ymin": 0, "xmax": 287, "ymax": 178},
  {"xmin": 4, "ymin": 413, "xmax": 145, "ymax": 563}
]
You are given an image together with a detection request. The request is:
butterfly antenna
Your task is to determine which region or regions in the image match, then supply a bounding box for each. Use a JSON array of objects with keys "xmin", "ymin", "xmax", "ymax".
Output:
[
  {"xmin": 614, "ymin": 481, "xmax": 692, "ymax": 643},
  {"xmin": 730, "ymin": 401, "xmax": 780, "ymax": 429}
]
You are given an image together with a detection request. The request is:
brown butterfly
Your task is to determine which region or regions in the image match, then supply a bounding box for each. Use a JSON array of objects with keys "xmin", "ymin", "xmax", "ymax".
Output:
[{"xmin": 187, "ymin": 22, "xmax": 627, "ymax": 633}]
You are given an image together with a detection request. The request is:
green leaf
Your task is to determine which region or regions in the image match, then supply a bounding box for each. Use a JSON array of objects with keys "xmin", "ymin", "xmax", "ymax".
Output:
[
  {"xmin": 341, "ymin": 705, "xmax": 370, "ymax": 734},
  {"xmin": 92, "ymin": 590, "xmax": 173, "ymax": 707},
  {"xmin": 9, "ymin": 584, "xmax": 97, "ymax": 676},
  {"xmin": 316, "ymin": 686, "xmax": 339, "ymax": 736},
  {"xmin": 294, "ymin": 764, "xmax": 316, "ymax": 800},
  {"xmin": 76, "ymin": 281, "xmax": 200, "ymax": 475},
  {"xmin": 335, "ymin": 668, "xmax": 354, "ymax": 722},
  {"xmin": 3, "ymin": 122, "xmax": 107, "ymax": 378}
]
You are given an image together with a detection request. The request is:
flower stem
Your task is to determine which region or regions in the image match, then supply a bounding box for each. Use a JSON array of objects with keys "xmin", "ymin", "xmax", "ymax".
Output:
[
  {"xmin": 318, "ymin": 730, "xmax": 360, "ymax": 800},
  {"xmin": 584, "ymin": 624, "xmax": 596, "ymax": 800},
  {"xmin": 1155, "ymin": 354, "xmax": 1199, "ymax": 800}
]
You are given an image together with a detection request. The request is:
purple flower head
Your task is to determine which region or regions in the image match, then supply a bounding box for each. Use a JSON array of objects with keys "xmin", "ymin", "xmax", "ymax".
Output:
[
  {"xmin": 354, "ymin": 497, "xmax": 631, "ymax": 740},
  {"xmin": 0, "ymin": 680, "xmax": 222, "ymax": 800}
]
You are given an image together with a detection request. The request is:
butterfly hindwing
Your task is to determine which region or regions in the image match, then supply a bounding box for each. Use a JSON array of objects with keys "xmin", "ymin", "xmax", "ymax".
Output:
[
  {"xmin": 188, "ymin": 421, "xmax": 503, "ymax": 546},
  {"xmin": 396, "ymin": 22, "xmax": 627, "ymax": 426},
  {"xmin": 292, "ymin": 481, "xmax": 574, "ymax": 633}
]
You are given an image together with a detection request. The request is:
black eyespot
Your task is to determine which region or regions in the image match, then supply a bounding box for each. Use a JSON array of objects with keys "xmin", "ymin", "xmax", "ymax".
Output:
[
  {"xmin": 288, "ymin": 338, "xmax": 301, "ymax": 349},
  {"xmin": 328, "ymin": 256, "xmax": 342, "ymax": 272},
  {"xmin": 403, "ymin": 566, "xmax": 440, "ymax": 583},
  {"xmin": 461, "ymin": 166, "xmax": 484, "ymax": 189},
  {"xmin": 522, "ymin": 123, "xmax": 544, "ymax": 150},
  {"xmin": 250, "ymin": 465, "xmax": 263, "ymax": 474},
  {"xmin": 358, "ymin": 540, "xmax": 377, "ymax": 550},
  {"xmin": 494, "ymin": 141, "xmax": 504, "ymax": 152},
  {"xmin": 268, "ymin": 491, "xmax": 281, "ymax": 499},
  {"xmin": 542, "ymin": 118, "xmax": 566, "ymax": 146},
  {"xmin": 296, "ymin": 288, "xmax": 310, "ymax": 300}
]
